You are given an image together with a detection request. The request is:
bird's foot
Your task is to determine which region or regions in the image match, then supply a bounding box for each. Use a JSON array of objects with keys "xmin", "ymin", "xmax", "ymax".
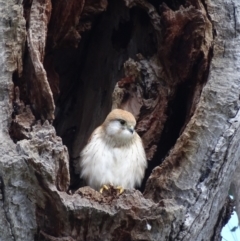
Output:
[
  {"xmin": 99, "ymin": 185, "xmax": 124, "ymax": 196},
  {"xmin": 99, "ymin": 184, "xmax": 110, "ymax": 194},
  {"xmin": 115, "ymin": 186, "xmax": 124, "ymax": 195}
]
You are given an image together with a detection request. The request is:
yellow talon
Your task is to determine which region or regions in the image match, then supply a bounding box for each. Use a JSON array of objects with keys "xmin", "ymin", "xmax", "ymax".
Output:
[
  {"xmin": 99, "ymin": 184, "xmax": 109, "ymax": 193},
  {"xmin": 115, "ymin": 186, "xmax": 124, "ymax": 195}
]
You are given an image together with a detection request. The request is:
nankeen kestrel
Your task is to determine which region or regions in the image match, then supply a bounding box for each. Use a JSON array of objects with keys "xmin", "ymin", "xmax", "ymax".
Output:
[{"xmin": 80, "ymin": 109, "xmax": 147, "ymax": 193}]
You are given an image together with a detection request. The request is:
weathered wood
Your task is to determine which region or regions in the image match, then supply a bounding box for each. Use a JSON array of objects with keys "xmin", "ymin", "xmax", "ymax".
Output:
[
  {"xmin": 0, "ymin": 0, "xmax": 28, "ymax": 240},
  {"xmin": 145, "ymin": 1, "xmax": 240, "ymax": 239},
  {"xmin": 0, "ymin": 0, "xmax": 240, "ymax": 240}
]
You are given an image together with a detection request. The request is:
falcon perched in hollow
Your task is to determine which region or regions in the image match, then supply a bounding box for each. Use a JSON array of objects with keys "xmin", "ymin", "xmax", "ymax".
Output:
[{"xmin": 80, "ymin": 109, "xmax": 147, "ymax": 193}]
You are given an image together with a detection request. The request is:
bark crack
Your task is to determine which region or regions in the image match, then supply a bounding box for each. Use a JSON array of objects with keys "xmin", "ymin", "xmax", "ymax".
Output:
[
  {"xmin": 0, "ymin": 177, "xmax": 16, "ymax": 241},
  {"xmin": 177, "ymin": 188, "xmax": 209, "ymax": 241},
  {"xmin": 231, "ymin": 0, "xmax": 237, "ymax": 38}
]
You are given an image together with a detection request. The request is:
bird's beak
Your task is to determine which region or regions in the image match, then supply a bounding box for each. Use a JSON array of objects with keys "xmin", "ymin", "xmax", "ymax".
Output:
[{"xmin": 128, "ymin": 126, "xmax": 134, "ymax": 134}]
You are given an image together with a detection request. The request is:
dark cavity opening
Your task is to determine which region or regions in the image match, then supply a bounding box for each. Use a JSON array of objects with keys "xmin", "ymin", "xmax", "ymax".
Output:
[{"xmin": 50, "ymin": 0, "xmax": 158, "ymax": 191}]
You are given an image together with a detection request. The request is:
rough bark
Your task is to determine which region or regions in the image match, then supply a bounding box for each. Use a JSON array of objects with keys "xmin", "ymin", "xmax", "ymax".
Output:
[{"xmin": 0, "ymin": 0, "xmax": 240, "ymax": 241}]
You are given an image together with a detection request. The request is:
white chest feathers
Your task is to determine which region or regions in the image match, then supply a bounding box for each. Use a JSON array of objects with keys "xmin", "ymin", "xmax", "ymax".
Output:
[{"xmin": 80, "ymin": 126, "xmax": 147, "ymax": 190}]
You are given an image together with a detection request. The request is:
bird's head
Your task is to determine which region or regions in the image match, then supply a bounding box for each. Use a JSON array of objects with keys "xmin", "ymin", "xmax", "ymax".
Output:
[{"xmin": 103, "ymin": 109, "xmax": 137, "ymax": 145}]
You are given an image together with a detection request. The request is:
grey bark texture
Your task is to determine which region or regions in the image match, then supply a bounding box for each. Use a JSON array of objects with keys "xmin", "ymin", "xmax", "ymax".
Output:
[{"xmin": 0, "ymin": 0, "xmax": 240, "ymax": 241}]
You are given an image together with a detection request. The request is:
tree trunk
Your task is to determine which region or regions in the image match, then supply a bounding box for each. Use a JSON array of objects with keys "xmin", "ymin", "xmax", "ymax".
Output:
[{"xmin": 0, "ymin": 0, "xmax": 239, "ymax": 240}]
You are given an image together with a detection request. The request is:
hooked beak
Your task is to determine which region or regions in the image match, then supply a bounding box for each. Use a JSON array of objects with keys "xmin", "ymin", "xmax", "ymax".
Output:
[{"xmin": 128, "ymin": 126, "xmax": 134, "ymax": 134}]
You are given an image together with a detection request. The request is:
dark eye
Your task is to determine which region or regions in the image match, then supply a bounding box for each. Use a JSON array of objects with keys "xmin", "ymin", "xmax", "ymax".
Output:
[{"xmin": 119, "ymin": 119, "xmax": 125, "ymax": 125}]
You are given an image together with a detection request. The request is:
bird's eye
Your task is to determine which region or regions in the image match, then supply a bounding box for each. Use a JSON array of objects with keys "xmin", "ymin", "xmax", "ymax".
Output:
[{"xmin": 118, "ymin": 119, "xmax": 126, "ymax": 125}]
